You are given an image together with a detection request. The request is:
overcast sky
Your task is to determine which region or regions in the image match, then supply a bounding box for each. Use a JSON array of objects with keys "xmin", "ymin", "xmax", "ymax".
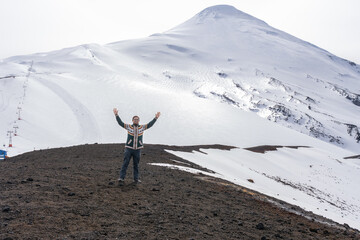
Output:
[{"xmin": 1, "ymin": 0, "xmax": 359, "ymax": 63}]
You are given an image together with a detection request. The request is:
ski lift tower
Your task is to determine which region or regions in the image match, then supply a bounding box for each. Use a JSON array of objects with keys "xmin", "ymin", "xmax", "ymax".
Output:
[
  {"xmin": 13, "ymin": 125, "xmax": 19, "ymax": 136},
  {"xmin": 7, "ymin": 131, "xmax": 13, "ymax": 147},
  {"xmin": 17, "ymin": 106, "xmax": 22, "ymax": 120}
]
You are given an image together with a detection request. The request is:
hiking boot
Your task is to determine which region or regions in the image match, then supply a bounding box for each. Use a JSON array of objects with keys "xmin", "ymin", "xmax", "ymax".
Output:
[
  {"xmin": 134, "ymin": 179, "xmax": 141, "ymax": 183},
  {"xmin": 118, "ymin": 178, "xmax": 125, "ymax": 185}
]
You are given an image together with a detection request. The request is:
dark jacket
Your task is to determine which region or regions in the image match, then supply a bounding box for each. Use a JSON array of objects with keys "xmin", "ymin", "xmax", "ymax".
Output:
[{"xmin": 115, "ymin": 114, "xmax": 157, "ymax": 149}]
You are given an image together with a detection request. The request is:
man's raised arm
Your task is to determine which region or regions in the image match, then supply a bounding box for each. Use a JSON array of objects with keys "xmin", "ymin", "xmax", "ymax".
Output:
[
  {"xmin": 145, "ymin": 112, "xmax": 161, "ymax": 130},
  {"xmin": 113, "ymin": 108, "xmax": 125, "ymax": 128}
]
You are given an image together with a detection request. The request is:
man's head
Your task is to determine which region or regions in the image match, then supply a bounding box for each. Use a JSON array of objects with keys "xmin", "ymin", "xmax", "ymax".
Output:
[{"xmin": 132, "ymin": 115, "xmax": 140, "ymax": 125}]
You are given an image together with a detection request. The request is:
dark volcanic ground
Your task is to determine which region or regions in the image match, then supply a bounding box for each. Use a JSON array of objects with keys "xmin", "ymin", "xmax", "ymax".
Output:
[{"xmin": 1, "ymin": 143, "xmax": 359, "ymax": 240}]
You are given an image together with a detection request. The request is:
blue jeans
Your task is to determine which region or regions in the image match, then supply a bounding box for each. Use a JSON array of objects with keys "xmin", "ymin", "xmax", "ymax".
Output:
[{"xmin": 119, "ymin": 147, "xmax": 141, "ymax": 180}]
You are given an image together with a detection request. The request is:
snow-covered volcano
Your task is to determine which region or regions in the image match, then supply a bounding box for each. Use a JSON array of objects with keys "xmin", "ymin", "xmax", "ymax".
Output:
[
  {"xmin": 1, "ymin": 5, "xmax": 360, "ymax": 230},
  {"xmin": 111, "ymin": 4, "xmax": 360, "ymax": 151}
]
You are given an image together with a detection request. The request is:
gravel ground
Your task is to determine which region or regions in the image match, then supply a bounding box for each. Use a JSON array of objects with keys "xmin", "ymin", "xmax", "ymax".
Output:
[{"xmin": 1, "ymin": 143, "xmax": 359, "ymax": 240}]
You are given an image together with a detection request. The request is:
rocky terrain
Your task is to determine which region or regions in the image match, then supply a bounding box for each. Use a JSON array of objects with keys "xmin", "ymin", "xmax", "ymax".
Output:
[{"xmin": 1, "ymin": 143, "xmax": 360, "ymax": 239}]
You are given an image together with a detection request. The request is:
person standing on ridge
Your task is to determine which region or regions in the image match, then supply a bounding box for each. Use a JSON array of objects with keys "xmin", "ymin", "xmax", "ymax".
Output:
[{"xmin": 113, "ymin": 108, "xmax": 160, "ymax": 184}]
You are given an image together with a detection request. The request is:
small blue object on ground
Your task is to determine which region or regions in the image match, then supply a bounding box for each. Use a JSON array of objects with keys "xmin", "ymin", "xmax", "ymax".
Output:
[{"xmin": 0, "ymin": 150, "xmax": 7, "ymax": 160}]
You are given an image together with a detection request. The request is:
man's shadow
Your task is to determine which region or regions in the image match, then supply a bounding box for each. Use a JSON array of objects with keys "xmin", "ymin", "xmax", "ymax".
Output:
[{"xmin": 118, "ymin": 181, "xmax": 140, "ymax": 192}]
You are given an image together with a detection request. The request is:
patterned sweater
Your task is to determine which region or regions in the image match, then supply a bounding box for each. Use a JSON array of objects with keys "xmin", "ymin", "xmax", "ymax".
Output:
[{"xmin": 115, "ymin": 115, "xmax": 157, "ymax": 149}]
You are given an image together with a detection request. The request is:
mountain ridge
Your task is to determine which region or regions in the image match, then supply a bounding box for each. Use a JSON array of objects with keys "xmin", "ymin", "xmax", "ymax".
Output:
[{"xmin": 1, "ymin": 143, "xmax": 359, "ymax": 239}]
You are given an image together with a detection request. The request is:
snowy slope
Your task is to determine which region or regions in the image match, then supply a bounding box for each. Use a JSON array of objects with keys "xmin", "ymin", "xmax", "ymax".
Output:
[
  {"xmin": 1, "ymin": 4, "xmax": 359, "ymax": 229},
  {"xmin": 109, "ymin": 5, "xmax": 360, "ymax": 152},
  {"xmin": 164, "ymin": 146, "xmax": 360, "ymax": 230}
]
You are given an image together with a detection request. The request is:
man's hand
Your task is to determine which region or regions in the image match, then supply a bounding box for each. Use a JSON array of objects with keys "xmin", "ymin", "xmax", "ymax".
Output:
[
  {"xmin": 113, "ymin": 108, "xmax": 118, "ymax": 116},
  {"xmin": 155, "ymin": 112, "xmax": 161, "ymax": 119}
]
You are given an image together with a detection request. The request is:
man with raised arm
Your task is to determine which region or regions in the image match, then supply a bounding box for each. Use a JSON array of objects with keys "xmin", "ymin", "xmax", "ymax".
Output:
[{"xmin": 113, "ymin": 108, "xmax": 160, "ymax": 184}]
